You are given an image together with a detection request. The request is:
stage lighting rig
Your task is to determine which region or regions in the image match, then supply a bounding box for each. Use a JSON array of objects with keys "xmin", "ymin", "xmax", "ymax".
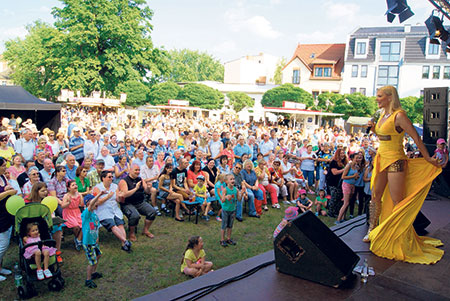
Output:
[
  {"xmin": 386, "ymin": 0, "xmax": 415, "ymax": 23},
  {"xmin": 425, "ymin": 13, "xmax": 450, "ymax": 52}
]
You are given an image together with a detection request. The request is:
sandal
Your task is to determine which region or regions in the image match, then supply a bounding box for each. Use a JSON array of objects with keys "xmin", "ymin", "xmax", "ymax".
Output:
[
  {"xmin": 142, "ymin": 232, "xmax": 155, "ymax": 238},
  {"xmin": 175, "ymin": 217, "xmax": 185, "ymax": 222}
]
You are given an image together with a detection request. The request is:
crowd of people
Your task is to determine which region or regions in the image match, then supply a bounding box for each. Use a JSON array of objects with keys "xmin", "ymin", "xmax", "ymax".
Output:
[{"xmin": 0, "ymin": 86, "xmax": 448, "ymax": 287}]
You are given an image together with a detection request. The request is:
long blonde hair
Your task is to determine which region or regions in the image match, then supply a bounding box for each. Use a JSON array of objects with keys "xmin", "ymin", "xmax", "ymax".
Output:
[{"xmin": 377, "ymin": 85, "xmax": 402, "ymax": 114}]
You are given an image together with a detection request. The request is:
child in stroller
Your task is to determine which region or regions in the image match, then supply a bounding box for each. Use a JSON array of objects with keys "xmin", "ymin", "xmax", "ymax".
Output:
[{"xmin": 23, "ymin": 222, "xmax": 56, "ymax": 280}]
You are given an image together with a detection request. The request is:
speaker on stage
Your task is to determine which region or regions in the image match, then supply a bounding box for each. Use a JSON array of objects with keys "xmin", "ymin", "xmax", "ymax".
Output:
[
  {"xmin": 274, "ymin": 211, "xmax": 360, "ymax": 288},
  {"xmin": 423, "ymin": 87, "xmax": 448, "ymax": 146}
]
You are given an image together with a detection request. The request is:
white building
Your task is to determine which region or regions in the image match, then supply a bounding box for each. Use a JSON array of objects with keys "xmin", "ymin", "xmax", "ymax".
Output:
[
  {"xmin": 281, "ymin": 44, "xmax": 345, "ymax": 99},
  {"xmin": 224, "ymin": 53, "xmax": 280, "ymax": 85},
  {"xmin": 341, "ymin": 25, "xmax": 450, "ymax": 98}
]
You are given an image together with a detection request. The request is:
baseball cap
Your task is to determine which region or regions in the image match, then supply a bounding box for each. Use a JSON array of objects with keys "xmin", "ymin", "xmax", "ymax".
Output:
[
  {"xmin": 96, "ymin": 159, "xmax": 105, "ymax": 165},
  {"xmin": 437, "ymin": 138, "xmax": 446, "ymax": 145},
  {"xmin": 73, "ymin": 127, "xmax": 81, "ymax": 132},
  {"xmin": 299, "ymin": 189, "xmax": 307, "ymax": 195},
  {"xmin": 197, "ymin": 175, "xmax": 205, "ymax": 181}
]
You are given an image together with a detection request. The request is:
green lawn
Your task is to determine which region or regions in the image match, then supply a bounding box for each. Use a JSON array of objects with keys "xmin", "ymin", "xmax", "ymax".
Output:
[{"xmin": 0, "ymin": 202, "xmax": 337, "ymax": 300}]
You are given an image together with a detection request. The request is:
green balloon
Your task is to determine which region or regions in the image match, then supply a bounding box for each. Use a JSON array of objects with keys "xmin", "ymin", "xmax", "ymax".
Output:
[{"xmin": 5, "ymin": 195, "xmax": 25, "ymax": 215}]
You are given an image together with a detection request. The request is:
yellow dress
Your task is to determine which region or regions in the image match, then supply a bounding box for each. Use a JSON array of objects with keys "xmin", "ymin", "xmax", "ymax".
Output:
[{"xmin": 368, "ymin": 110, "xmax": 444, "ymax": 264}]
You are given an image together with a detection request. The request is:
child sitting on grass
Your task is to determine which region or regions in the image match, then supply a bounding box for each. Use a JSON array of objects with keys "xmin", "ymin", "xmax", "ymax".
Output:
[
  {"xmin": 296, "ymin": 189, "xmax": 312, "ymax": 213},
  {"xmin": 273, "ymin": 207, "xmax": 299, "ymax": 238},
  {"xmin": 82, "ymin": 192, "xmax": 106, "ymax": 288},
  {"xmin": 23, "ymin": 222, "xmax": 56, "ymax": 280},
  {"xmin": 194, "ymin": 175, "xmax": 211, "ymax": 222},
  {"xmin": 180, "ymin": 236, "xmax": 213, "ymax": 278},
  {"xmin": 219, "ymin": 174, "xmax": 240, "ymax": 247},
  {"xmin": 314, "ymin": 189, "xmax": 328, "ymax": 216}
]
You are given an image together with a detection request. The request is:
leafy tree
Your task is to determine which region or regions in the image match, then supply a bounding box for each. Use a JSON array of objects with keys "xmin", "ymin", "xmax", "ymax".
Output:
[
  {"xmin": 148, "ymin": 81, "xmax": 182, "ymax": 105},
  {"xmin": 316, "ymin": 92, "xmax": 343, "ymax": 111},
  {"xmin": 4, "ymin": 21, "xmax": 62, "ymax": 100},
  {"xmin": 261, "ymin": 83, "xmax": 314, "ymax": 108},
  {"xmin": 332, "ymin": 93, "xmax": 376, "ymax": 119},
  {"xmin": 178, "ymin": 83, "xmax": 224, "ymax": 110},
  {"xmin": 165, "ymin": 49, "xmax": 224, "ymax": 82},
  {"xmin": 271, "ymin": 57, "xmax": 286, "ymax": 85},
  {"xmin": 226, "ymin": 91, "xmax": 254, "ymax": 112},
  {"xmin": 413, "ymin": 97, "xmax": 423, "ymax": 124},
  {"xmin": 4, "ymin": 0, "xmax": 168, "ymax": 100},
  {"xmin": 401, "ymin": 96, "xmax": 422, "ymax": 123},
  {"xmin": 117, "ymin": 80, "xmax": 150, "ymax": 107}
]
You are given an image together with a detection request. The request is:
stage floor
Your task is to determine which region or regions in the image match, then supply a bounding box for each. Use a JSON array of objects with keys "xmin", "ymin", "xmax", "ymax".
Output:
[{"xmin": 137, "ymin": 193, "xmax": 450, "ymax": 301}]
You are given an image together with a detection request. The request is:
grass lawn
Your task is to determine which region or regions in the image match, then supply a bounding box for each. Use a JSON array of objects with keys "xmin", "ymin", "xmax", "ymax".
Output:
[{"xmin": 0, "ymin": 201, "xmax": 338, "ymax": 300}]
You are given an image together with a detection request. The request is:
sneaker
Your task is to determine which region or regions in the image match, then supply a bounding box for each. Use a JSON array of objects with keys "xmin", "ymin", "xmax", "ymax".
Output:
[
  {"xmin": 236, "ymin": 217, "xmax": 243, "ymax": 222},
  {"xmin": 216, "ymin": 216, "xmax": 222, "ymax": 222},
  {"xmin": 201, "ymin": 215, "xmax": 210, "ymax": 221},
  {"xmin": 121, "ymin": 240, "xmax": 132, "ymax": 253},
  {"xmin": 91, "ymin": 272, "xmax": 103, "ymax": 280},
  {"xmin": 349, "ymin": 215, "xmax": 354, "ymax": 219},
  {"xmin": 43, "ymin": 269, "xmax": 53, "ymax": 279},
  {"xmin": 226, "ymin": 239, "xmax": 236, "ymax": 246},
  {"xmin": 155, "ymin": 209, "xmax": 162, "ymax": 216},
  {"xmin": 85, "ymin": 279, "xmax": 97, "ymax": 288},
  {"xmin": 220, "ymin": 240, "xmax": 228, "ymax": 247},
  {"xmin": 208, "ymin": 210, "xmax": 215, "ymax": 216},
  {"xmin": 0, "ymin": 268, "xmax": 12, "ymax": 276},
  {"xmin": 0, "ymin": 275, "xmax": 6, "ymax": 282},
  {"xmin": 37, "ymin": 269, "xmax": 44, "ymax": 281},
  {"xmin": 263, "ymin": 205, "xmax": 269, "ymax": 211},
  {"xmin": 56, "ymin": 254, "xmax": 63, "ymax": 264},
  {"xmin": 283, "ymin": 200, "xmax": 290, "ymax": 205},
  {"xmin": 290, "ymin": 200, "xmax": 297, "ymax": 205},
  {"xmin": 272, "ymin": 203, "xmax": 281, "ymax": 209}
]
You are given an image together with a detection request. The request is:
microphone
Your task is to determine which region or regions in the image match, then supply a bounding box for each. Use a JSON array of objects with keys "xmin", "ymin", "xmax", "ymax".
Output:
[{"xmin": 366, "ymin": 110, "xmax": 382, "ymax": 134}]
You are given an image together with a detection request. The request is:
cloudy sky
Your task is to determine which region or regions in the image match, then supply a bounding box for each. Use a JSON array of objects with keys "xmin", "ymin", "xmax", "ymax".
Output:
[{"xmin": 0, "ymin": 0, "xmax": 436, "ymax": 62}]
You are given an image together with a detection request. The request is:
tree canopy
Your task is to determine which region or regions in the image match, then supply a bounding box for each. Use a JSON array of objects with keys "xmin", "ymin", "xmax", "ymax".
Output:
[
  {"xmin": 261, "ymin": 84, "xmax": 314, "ymax": 108},
  {"xmin": 400, "ymin": 96, "xmax": 423, "ymax": 123},
  {"xmin": 177, "ymin": 83, "xmax": 224, "ymax": 110},
  {"xmin": 331, "ymin": 93, "xmax": 377, "ymax": 119},
  {"xmin": 148, "ymin": 81, "xmax": 182, "ymax": 105},
  {"xmin": 226, "ymin": 91, "xmax": 254, "ymax": 112},
  {"xmin": 4, "ymin": 0, "xmax": 168, "ymax": 101},
  {"xmin": 165, "ymin": 49, "xmax": 224, "ymax": 83}
]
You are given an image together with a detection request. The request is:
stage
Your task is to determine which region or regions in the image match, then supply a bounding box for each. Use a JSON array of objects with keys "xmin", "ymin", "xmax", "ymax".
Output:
[{"xmin": 137, "ymin": 193, "xmax": 450, "ymax": 301}]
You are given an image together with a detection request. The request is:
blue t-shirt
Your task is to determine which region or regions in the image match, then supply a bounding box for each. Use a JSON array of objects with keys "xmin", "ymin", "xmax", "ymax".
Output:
[
  {"xmin": 81, "ymin": 208, "xmax": 100, "ymax": 246},
  {"xmin": 222, "ymin": 186, "xmax": 237, "ymax": 211},
  {"xmin": 214, "ymin": 181, "xmax": 226, "ymax": 201}
]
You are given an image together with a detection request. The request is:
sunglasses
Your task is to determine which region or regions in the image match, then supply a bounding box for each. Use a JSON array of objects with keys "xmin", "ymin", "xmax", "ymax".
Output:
[
  {"xmin": 106, "ymin": 176, "xmax": 113, "ymax": 178},
  {"xmin": 235, "ymin": 166, "xmax": 242, "ymax": 170},
  {"xmin": 0, "ymin": 139, "xmax": 7, "ymax": 142}
]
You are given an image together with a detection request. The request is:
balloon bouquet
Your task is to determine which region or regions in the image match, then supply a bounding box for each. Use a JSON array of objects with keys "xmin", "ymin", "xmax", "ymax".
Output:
[{"xmin": 6, "ymin": 195, "xmax": 59, "ymax": 215}]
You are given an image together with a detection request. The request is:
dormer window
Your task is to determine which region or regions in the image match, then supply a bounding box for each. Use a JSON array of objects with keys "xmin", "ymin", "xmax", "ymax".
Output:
[
  {"xmin": 426, "ymin": 39, "xmax": 440, "ymax": 59},
  {"xmin": 314, "ymin": 66, "xmax": 332, "ymax": 78},
  {"xmin": 354, "ymin": 38, "xmax": 369, "ymax": 59}
]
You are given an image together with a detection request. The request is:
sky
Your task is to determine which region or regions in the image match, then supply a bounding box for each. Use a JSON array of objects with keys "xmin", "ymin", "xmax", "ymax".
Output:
[{"xmin": 0, "ymin": 0, "xmax": 437, "ymax": 63}]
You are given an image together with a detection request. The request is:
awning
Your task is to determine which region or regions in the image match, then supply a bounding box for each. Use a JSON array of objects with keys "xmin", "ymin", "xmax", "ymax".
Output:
[{"xmin": 263, "ymin": 106, "xmax": 343, "ymax": 117}]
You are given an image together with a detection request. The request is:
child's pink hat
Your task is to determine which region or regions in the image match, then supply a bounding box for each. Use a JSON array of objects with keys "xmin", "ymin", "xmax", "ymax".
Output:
[
  {"xmin": 284, "ymin": 207, "xmax": 298, "ymax": 221},
  {"xmin": 299, "ymin": 189, "xmax": 307, "ymax": 195},
  {"xmin": 437, "ymin": 138, "xmax": 446, "ymax": 145}
]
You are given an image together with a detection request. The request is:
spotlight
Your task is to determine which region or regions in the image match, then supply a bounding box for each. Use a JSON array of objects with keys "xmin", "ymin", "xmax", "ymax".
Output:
[
  {"xmin": 425, "ymin": 14, "xmax": 449, "ymax": 42},
  {"xmin": 386, "ymin": 0, "xmax": 414, "ymax": 23}
]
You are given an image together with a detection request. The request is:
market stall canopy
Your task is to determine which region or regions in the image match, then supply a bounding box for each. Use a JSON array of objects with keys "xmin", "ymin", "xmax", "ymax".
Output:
[{"xmin": 0, "ymin": 86, "xmax": 61, "ymax": 131}]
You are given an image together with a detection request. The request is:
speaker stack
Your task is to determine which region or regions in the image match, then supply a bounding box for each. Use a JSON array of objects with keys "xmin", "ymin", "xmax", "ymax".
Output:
[
  {"xmin": 423, "ymin": 87, "xmax": 450, "ymax": 197},
  {"xmin": 274, "ymin": 211, "xmax": 360, "ymax": 288}
]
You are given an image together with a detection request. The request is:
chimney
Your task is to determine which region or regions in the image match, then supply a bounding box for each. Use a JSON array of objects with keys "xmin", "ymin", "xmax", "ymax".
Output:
[{"xmin": 404, "ymin": 24, "xmax": 411, "ymax": 33}]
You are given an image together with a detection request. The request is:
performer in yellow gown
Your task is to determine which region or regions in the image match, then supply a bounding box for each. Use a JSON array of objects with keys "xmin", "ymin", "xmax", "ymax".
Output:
[{"xmin": 364, "ymin": 86, "xmax": 444, "ymax": 264}]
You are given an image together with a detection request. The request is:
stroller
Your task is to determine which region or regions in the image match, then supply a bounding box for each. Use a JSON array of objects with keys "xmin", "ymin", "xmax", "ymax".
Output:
[{"xmin": 15, "ymin": 203, "xmax": 65, "ymax": 299}]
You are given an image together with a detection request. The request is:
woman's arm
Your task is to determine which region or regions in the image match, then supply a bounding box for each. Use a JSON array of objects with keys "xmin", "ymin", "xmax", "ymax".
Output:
[
  {"xmin": 158, "ymin": 175, "xmax": 170, "ymax": 193},
  {"xmin": 340, "ymin": 164, "xmax": 352, "ymax": 180},
  {"xmin": 61, "ymin": 194, "xmax": 70, "ymax": 209},
  {"xmin": 187, "ymin": 178, "xmax": 195, "ymax": 189},
  {"xmin": 396, "ymin": 111, "xmax": 436, "ymax": 164},
  {"xmin": 363, "ymin": 167, "xmax": 371, "ymax": 182}
]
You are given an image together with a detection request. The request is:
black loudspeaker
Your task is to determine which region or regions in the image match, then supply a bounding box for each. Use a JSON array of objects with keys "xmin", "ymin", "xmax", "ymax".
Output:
[
  {"xmin": 423, "ymin": 87, "xmax": 449, "ymax": 145},
  {"xmin": 274, "ymin": 211, "xmax": 360, "ymax": 288},
  {"xmin": 413, "ymin": 211, "xmax": 431, "ymax": 236}
]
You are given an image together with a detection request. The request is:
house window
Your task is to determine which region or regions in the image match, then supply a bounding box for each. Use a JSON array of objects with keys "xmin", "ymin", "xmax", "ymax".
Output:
[
  {"xmin": 361, "ymin": 65, "xmax": 368, "ymax": 78},
  {"xmin": 422, "ymin": 66, "xmax": 430, "ymax": 79},
  {"xmin": 360, "ymin": 88, "xmax": 366, "ymax": 96},
  {"xmin": 324, "ymin": 67, "xmax": 332, "ymax": 77},
  {"xmin": 312, "ymin": 91, "xmax": 319, "ymax": 99},
  {"xmin": 433, "ymin": 66, "xmax": 440, "ymax": 79},
  {"xmin": 350, "ymin": 88, "xmax": 357, "ymax": 94},
  {"xmin": 351, "ymin": 65, "xmax": 358, "ymax": 77},
  {"xmin": 356, "ymin": 42, "xmax": 366, "ymax": 55},
  {"xmin": 314, "ymin": 67, "xmax": 323, "ymax": 77},
  {"xmin": 1, "ymin": 81, "xmax": 6, "ymax": 86},
  {"xmin": 428, "ymin": 43, "xmax": 440, "ymax": 55},
  {"xmin": 380, "ymin": 41, "xmax": 401, "ymax": 62},
  {"xmin": 292, "ymin": 69, "xmax": 300, "ymax": 84},
  {"xmin": 444, "ymin": 66, "xmax": 450, "ymax": 79},
  {"xmin": 377, "ymin": 65, "xmax": 399, "ymax": 87}
]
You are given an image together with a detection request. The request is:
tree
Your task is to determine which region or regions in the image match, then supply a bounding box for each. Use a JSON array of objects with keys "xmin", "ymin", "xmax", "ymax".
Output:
[
  {"xmin": 4, "ymin": 0, "xmax": 168, "ymax": 100},
  {"xmin": 316, "ymin": 92, "xmax": 342, "ymax": 111},
  {"xmin": 413, "ymin": 97, "xmax": 423, "ymax": 124},
  {"xmin": 178, "ymin": 83, "xmax": 224, "ymax": 110},
  {"xmin": 226, "ymin": 91, "xmax": 254, "ymax": 112},
  {"xmin": 51, "ymin": 0, "xmax": 167, "ymax": 96},
  {"xmin": 271, "ymin": 57, "xmax": 286, "ymax": 85},
  {"xmin": 117, "ymin": 80, "xmax": 150, "ymax": 107},
  {"xmin": 401, "ymin": 96, "xmax": 422, "ymax": 123},
  {"xmin": 261, "ymin": 83, "xmax": 314, "ymax": 108},
  {"xmin": 148, "ymin": 81, "xmax": 182, "ymax": 105},
  {"xmin": 165, "ymin": 49, "xmax": 224, "ymax": 82},
  {"xmin": 4, "ymin": 21, "xmax": 62, "ymax": 100},
  {"xmin": 332, "ymin": 93, "xmax": 376, "ymax": 119}
]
